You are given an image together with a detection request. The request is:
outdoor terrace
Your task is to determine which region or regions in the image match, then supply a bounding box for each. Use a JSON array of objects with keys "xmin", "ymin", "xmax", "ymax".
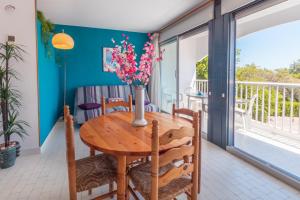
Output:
[{"xmin": 190, "ymin": 79, "xmax": 300, "ymax": 178}]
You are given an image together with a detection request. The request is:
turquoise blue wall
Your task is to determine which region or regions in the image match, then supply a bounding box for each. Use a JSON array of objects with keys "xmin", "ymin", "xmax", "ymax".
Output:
[
  {"xmin": 54, "ymin": 24, "xmax": 148, "ymax": 110},
  {"xmin": 37, "ymin": 23, "xmax": 147, "ymax": 145},
  {"xmin": 37, "ymin": 21, "xmax": 63, "ymax": 145}
]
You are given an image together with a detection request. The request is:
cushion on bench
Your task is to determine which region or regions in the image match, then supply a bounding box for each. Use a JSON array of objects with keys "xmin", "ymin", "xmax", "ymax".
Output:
[{"xmin": 74, "ymin": 85, "xmax": 159, "ymax": 124}]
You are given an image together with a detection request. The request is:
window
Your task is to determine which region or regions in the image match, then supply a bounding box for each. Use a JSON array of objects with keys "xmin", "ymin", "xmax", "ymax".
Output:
[{"xmin": 234, "ymin": 0, "xmax": 300, "ymax": 179}]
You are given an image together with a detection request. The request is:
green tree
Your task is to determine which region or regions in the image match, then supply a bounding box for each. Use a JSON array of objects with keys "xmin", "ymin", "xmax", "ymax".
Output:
[
  {"xmin": 195, "ymin": 49, "xmax": 240, "ymax": 80},
  {"xmin": 289, "ymin": 59, "xmax": 300, "ymax": 74},
  {"xmin": 235, "ymin": 60, "xmax": 300, "ymax": 119},
  {"xmin": 196, "ymin": 56, "xmax": 208, "ymax": 79},
  {"xmin": 236, "ymin": 63, "xmax": 275, "ymax": 82}
]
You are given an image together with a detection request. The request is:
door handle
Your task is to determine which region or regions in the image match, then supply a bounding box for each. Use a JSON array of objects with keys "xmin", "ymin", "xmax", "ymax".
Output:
[
  {"xmin": 221, "ymin": 93, "xmax": 225, "ymax": 98},
  {"xmin": 208, "ymin": 91, "xmax": 211, "ymax": 96}
]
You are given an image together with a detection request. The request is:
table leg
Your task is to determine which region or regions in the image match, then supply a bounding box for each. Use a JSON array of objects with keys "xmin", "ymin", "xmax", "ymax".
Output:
[
  {"xmin": 188, "ymin": 96, "xmax": 190, "ymax": 109},
  {"xmin": 117, "ymin": 155, "xmax": 127, "ymax": 200}
]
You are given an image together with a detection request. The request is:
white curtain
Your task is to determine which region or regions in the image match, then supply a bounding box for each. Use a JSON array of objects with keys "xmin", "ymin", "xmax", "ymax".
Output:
[{"xmin": 149, "ymin": 33, "xmax": 161, "ymax": 108}]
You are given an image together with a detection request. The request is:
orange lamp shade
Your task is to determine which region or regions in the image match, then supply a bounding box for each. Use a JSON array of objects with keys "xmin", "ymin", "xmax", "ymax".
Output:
[{"xmin": 52, "ymin": 32, "xmax": 74, "ymax": 50}]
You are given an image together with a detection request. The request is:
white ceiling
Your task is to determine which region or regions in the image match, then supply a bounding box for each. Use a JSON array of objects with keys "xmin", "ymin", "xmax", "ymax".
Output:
[
  {"xmin": 237, "ymin": 1, "xmax": 300, "ymax": 38},
  {"xmin": 37, "ymin": 0, "xmax": 205, "ymax": 33}
]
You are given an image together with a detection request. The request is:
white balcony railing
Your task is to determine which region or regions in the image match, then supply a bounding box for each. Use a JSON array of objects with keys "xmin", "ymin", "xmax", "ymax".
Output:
[{"xmin": 194, "ymin": 79, "xmax": 300, "ymax": 135}]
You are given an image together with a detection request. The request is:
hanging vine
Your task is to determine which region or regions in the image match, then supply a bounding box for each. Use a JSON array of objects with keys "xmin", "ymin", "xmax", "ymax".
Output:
[{"xmin": 37, "ymin": 11, "xmax": 55, "ymax": 57}]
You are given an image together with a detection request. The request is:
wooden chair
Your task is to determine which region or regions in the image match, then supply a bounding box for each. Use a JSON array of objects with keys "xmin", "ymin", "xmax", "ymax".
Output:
[
  {"xmin": 172, "ymin": 104, "xmax": 202, "ymax": 194},
  {"xmin": 128, "ymin": 113, "xmax": 199, "ymax": 200},
  {"xmin": 91, "ymin": 95, "xmax": 133, "ymax": 156},
  {"xmin": 65, "ymin": 114, "xmax": 117, "ymax": 200},
  {"xmin": 64, "ymin": 105, "xmax": 70, "ymax": 122},
  {"xmin": 101, "ymin": 94, "xmax": 146, "ymax": 185},
  {"xmin": 101, "ymin": 95, "xmax": 132, "ymax": 115},
  {"xmin": 100, "ymin": 95, "xmax": 141, "ymax": 196},
  {"xmin": 89, "ymin": 95, "xmax": 132, "ymax": 159}
]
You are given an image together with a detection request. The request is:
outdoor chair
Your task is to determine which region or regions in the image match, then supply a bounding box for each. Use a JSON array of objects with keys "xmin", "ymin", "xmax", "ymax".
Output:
[{"xmin": 235, "ymin": 94, "xmax": 258, "ymax": 129}]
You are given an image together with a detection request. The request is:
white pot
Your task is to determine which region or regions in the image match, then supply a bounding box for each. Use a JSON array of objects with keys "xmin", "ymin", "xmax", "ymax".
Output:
[{"xmin": 132, "ymin": 86, "xmax": 148, "ymax": 127}]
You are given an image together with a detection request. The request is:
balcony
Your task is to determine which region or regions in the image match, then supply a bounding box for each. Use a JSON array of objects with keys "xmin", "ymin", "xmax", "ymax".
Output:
[{"xmin": 188, "ymin": 79, "xmax": 300, "ymax": 178}]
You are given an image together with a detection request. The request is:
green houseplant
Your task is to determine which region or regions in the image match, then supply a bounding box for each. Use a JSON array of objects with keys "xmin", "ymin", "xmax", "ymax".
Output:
[
  {"xmin": 0, "ymin": 40, "xmax": 29, "ymax": 169},
  {"xmin": 37, "ymin": 10, "xmax": 55, "ymax": 57}
]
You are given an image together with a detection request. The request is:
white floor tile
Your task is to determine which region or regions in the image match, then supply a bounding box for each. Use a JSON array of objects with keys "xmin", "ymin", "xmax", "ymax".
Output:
[{"xmin": 0, "ymin": 121, "xmax": 299, "ymax": 200}]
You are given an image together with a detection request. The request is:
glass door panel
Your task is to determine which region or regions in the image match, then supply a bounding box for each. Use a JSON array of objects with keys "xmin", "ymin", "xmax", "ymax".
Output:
[
  {"xmin": 179, "ymin": 29, "xmax": 209, "ymax": 135},
  {"xmin": 160, "ymin": 41, "xmax": 177, "ymax": 113},
  {"xmin": 234, "ymin": 1, "xmax": 300, "ymax": 179}
]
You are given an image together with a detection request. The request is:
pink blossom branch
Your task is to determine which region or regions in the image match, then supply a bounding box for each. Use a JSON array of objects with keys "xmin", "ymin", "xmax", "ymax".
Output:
[{"xmin": 111, "ymin": 33, "xmax": 162, "ymax": 86}]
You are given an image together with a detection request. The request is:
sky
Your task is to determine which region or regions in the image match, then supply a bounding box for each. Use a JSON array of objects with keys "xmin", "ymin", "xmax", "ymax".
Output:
[{"xmin": 237, "ymin": 20, "xmax": 300, "ymax": 70}]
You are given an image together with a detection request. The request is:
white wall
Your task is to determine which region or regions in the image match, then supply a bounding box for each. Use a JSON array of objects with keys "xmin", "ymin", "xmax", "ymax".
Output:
[
  {"xmin": 179, "ymin": 32, "xmax": 208, "ymax": 94},
  {"xmin": 0, "ymin": 0, "xmax": 39, "ymax": 151}
]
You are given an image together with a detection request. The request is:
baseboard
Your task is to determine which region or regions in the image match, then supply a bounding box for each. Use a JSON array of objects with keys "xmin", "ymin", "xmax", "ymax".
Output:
[
  {"xmin": 201, "ymin": 131, "xmax": 207, "ymax": 140},
  {"xmin": 227, "ymin": 146, "xmax": 300, "ymax": 191},
  {"xmin": 16, "ymin": 119, "xmax": 62, "ymax": 156},
  {"xmin": 40, "ymin": 119, "xmax": 63, "ymax": 153}
]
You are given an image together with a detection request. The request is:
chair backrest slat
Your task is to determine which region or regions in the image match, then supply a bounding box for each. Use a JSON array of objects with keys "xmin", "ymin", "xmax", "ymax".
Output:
[
  {"xmin": 172, "ymin": 104, "xmax": 201, "ymax": 128},
  {"xmin": 158, "ymin": 163, "xmax": 194, "ymax": 188},
  {"xmin": 172, "ymin": 104, "xmax": 194, "ymax": 118},
  {"xmin": 151, "ymin": 111, "xmax": 199, "ymax": 200},
  {"xmin": 65, "ymin": 114, "xmax": 77, "ymax": 199},
  {"xmin": 101, "ymin": 95, "xmax": 132, "ymax": 115},
  {"xmin": 159, "ymin": 127, "xmax": 194, "ymax": 145},
  {"xmin": 172, "ymin": 103, "xmax": 202, "ymax": 194},
  {"xmin": 151, "ymin": 120, "xmax": 159, "ymax": 200},
  {"xmin": 191, "ymin": 111, "xmax": 200, "ymax": 198},
  {"xmin": 159, "ymin": 145, "xmax": 194, "ymax": 167},
  {"xmin": 64, "ymin": 105, "xmax": 70, "ymax": 122}
]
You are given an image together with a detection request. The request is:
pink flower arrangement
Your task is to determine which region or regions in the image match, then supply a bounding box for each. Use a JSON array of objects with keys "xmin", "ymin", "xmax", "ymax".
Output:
[{"xmin": 111, "ymin": 33, "xmax": 162, "ymax": 86}]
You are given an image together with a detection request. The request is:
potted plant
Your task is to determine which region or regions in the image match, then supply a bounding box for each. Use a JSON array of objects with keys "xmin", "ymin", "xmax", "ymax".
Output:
[
  {"xmin": 37, "ymin": 10, "xmax": 55, "ymax": 57},
  {"xmin": 111, "ymin": 33, "xmax": 162, "ymax": 126},
  {"xmin": 0, "ymin": 40, "xmax": 29, "ymax": 169}
]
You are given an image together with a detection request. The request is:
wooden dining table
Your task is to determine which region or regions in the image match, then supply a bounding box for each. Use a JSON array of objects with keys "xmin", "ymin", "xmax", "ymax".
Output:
[{"xmin": 79, "ymin": 112, "xmax": 192, "ymax": 200}]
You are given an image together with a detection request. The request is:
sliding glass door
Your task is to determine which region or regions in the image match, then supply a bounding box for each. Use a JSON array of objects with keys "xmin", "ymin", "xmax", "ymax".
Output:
[
  {"xmin": 160, "ymin": 40, "xmax": 178, "ymax": 113},
  {"xmin": 234, "ymin": 0, "xmax": 300, "ymax": 179},
  {"xmin": 179, "ymin": 28, "xmax": 209, "ymax": 135},
  {"xmin": 159, "ymin": 28, "xmax": 209, "ymax": 136}
]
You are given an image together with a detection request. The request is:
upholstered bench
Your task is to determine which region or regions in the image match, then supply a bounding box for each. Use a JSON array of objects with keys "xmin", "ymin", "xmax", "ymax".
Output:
[{"xmin": 74, "ymin": 85, "xmax": 159, "ymax": 124}]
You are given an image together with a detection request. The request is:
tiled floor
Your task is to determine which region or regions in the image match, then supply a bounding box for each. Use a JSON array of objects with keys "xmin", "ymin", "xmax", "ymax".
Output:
[
  {"xmin": 199, "ymin": 100, "xmax": 300, "ymax": 179},
  {"xmin": 0, "ymin": 121, "xmax": 299, "ymax": 200},
  {"xmin": 235, "ymin": 129, "xmax": 300, "ymax": 178}
]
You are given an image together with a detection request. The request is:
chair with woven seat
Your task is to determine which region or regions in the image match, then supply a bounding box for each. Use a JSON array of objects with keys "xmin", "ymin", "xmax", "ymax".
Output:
[
  {"xmin": 100, "ymin": 95, "xmax": 144, "ymax": 197},
  {"xmin": 101, "ymin": 95, "xmax": 147, "ymax": 174},
  {"xmin": 88, "ymin": 96, "xmax": 132, "ymax": 159},
  {"xmin": 64, "ymin": 112, "xmax": 117, "ymax": 200},
  {"xmin": 85, "ymin": 96, "xmax": 132, "ymax": 158},
  {"xmin": 64, "ymin": 105, "xmax": 70, "ymax": 122},
  {"xmin": 128, "ymin": 112, "xmax": 199, "ymax": 200},
  {"xmin": 172, "ymin": 104, "xmax": 202, "ymax": 194},
  {"xmin": 99, "ymin": 95, "xmax": 142, "ymax": 165}
]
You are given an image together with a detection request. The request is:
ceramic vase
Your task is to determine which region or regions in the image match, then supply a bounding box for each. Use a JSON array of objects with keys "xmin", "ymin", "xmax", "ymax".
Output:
[{"xmin": 132, "ymin": 86, "xmax": 148, "ymax": 127}]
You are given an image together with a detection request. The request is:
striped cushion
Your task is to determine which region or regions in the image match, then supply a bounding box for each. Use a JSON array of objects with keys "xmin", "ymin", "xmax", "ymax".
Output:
[{"xmin": 74, "ymin": 85, "xmax": 158, "ymax": 124}]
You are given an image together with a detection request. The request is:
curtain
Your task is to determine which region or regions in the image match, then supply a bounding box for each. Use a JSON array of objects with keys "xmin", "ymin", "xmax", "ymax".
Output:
[{"xmin": 149, "ymin": 33, "xmax": 161, "ymax": 108}]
